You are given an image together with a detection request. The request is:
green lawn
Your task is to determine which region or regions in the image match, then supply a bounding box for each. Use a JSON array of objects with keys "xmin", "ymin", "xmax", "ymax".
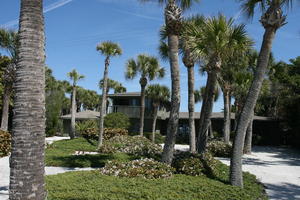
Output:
[
  {"xmin": 45, "ymin": 138, "xmax": 267, "ymax": 200},
  {"xmin": 45, "ymin": 138, "xmax": 137, "ymax": 167}
]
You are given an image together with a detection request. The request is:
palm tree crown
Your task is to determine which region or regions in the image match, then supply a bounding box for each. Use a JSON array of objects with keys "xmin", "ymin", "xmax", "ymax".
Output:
[
  {"xmin": 125, "ymin": 54, "xmax": 165, "ymax": 82},
  {"xmin": 96, "ymin": 41, "xmax": 122, "ymax": 58},
  {"xmin": 67, "ymin": 69, "xmax": 85, "ymax": 86},
  {"xmin": 146, "ymin": 84, "xmax": 170, "ymax": 104},
  {"xmin": 0, "ymin": 29, "xmax": 18, "ymax": 60}
]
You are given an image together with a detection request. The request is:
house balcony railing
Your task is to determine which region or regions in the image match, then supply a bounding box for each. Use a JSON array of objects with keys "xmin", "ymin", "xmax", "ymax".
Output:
[{"xmin": 107, "ymin": 105, "xmax": 168, "ymax": 119}]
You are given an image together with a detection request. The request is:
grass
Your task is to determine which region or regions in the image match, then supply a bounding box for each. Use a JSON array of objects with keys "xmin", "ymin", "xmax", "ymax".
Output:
[
  {"xmin": 45, "ymin": 138, "xmax": 137, "ymax": 167},
  {"xmin": 46, "ymin": 170, "xmax": 267, "ymax": 200},
  {"xmin": 45, "ymin": 138, "xmax": 268, "ymax": 200}
]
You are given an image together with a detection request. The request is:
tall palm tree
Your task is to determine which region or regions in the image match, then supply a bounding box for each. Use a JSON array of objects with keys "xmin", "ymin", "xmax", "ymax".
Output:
[
  {"xmin": 99, "ymin": 78, "xmax": 126, "ymax": 95},
  {"xmin": 0, "ymin": 29, "xmax": 18, "ymax": 131},
  {"xmin": 9, "ymin": 0, "xmax": 46, "ymax": 199},
  {"xmin": 230, "ymin": 0, "xmax": 290, "ymax": 185},
  {"xmin": 96, "ymin": 41, "xmax": 122, "ymax": 148},
  {"xmin": 185, "ymin": 14, "xmax": 252, "ymax": 154},
  {"xmin": 141, "ymin": 0, "xmax": 200, "ymax": 164},
  {"xmin": 146, "ymin": 84, "xmax": 170, "ymax": 142},
  {"xmin": 67, "ymin": 69, "xmax": 84, "ymax": 139},
  {"xmin": 125, "ymin": 54, "xmax": 165, "ymax": 136}
]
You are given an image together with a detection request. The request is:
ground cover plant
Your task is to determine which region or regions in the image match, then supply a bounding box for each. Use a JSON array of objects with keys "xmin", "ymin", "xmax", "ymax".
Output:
[
  {"xmin": 0, "ymin": 130, "xmax": 11, "ymax": 157},
  {"xmin": 46, "ymin": 167, "xmax": 267, "ymax": 200}
]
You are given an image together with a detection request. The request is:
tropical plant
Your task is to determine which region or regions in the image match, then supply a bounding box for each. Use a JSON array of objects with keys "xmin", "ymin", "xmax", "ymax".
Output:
[
  {"xmin": 125, "ymin": 54, "xmax": 165, "ymax": 137},
  {"xmin": 145, "ymin": 84, "xmax": 170, "ymax": 142},
  {"xmin": 230, "ymin": 0, "xmax": 292, "ymax": 188},
  {"xmin": 141, "ymin": 0, "xmax": 200, "ymax": 164},
  {"xmin": 104, "ymin": 112, "xmax": 130, "ymax": 130},
  {"xmin": 0, "ymin": 29, "xmax": 18, "ymax": 131},
  {"xmin": 99, "ymin": 78, "xmax": 126, "ymax": 95},
  {"xmin": 9, "ymin": 0, "xmax": 46, "ymax": 198},
  {"xmin": 96, "ymin": 41, "xmax": 122, "ymax": 148},
  {"xmin": 184, "ymin": 14, "xmax": 252, "ymax": 154},
  {"xmin": 67, "ymin": 69, "xmax": 84, "ymax": 139}
]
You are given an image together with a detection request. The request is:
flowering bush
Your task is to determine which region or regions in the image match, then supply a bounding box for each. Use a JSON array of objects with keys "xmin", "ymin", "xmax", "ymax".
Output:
[
  {"xmin": 207, "ymin": 140, "xmax": 232, "ymax": 157},
  {"xmin": 76, "ymin": 120, "xmax": 98, "ymax": 140},
  {"xmin": 99, "ymin": 136, "xmax": 162, "ymax": 158},
  {"xmin": 103, "ymin": 128, "xmax": 128, "ymax": 140},
  {"xmin": 172, "ymin": 151, "xmax": 222, "ymax": 177},
  {"xmin": 0, "ymin": 130, "xmax": 11, "ymax": 156},
  {"xmin": 100, "ymin": 158, "xmax": 174, "ymax": 179}
]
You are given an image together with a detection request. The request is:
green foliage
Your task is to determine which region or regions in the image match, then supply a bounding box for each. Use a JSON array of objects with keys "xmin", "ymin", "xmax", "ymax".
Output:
[
  {"xmin": 99, "ymin": 136, "xmax": 162, "ymax": 159},
  {"xmin": 172, "ymin": 151, "xmax": 223, "ymax": 178},
  {"xmin": 100, "ymin": 158, "xmax": 174, "ymax": 179},
  {"xmin": 0, "ymin": 130, "xmax": 11, "ymax": 156},
  {"xmin": 45, "ymin": 138, "xmax": 135, "ymax": 168},
  {"xmin": 104, "ymin": 128, "xmax": 128, "ymax": 140},
  {"xmin": 104, "ymin": 112, "xmax": 130, "ymax": 130},
  {"xmin": 129, "ymin": 132, "xmax": 165, "ymax": 144},
  {"xmin": 46, "ymin": 170, "xmax": 267, "ymax": 200},
  {"xmin": 76, "ymin": 120, "xmax": 98, "ymax": 140},
  {"xmin": 207, "ymin": 140, "xmax": 232, "ymax": 157}
]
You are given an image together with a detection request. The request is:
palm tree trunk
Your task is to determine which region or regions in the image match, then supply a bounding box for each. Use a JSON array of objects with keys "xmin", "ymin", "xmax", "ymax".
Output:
[
  {"xmin": 187, "ymin": 66, "xmax": 196, "ymax": 152},
  {"xmin": 70, "ymin": 86, "xmax": 76, "ymax": 139},
  {"xmin": 9, "ymin": 0, "xmax": 46, "ymax": 199},
  {"xmin": 1, "ymin": 86, "xmax": 11, "ymax": 131},
  {"xmin": 230, "ymin": 27, "xmax": 276, "ymax": 188},
  {"xmin": 162, "ymin": 33, "xmax": 180, "ymax": 164},
  {"xmin": 223, "ymin": 88, "xmax": 231, "ymax": 143},
  {"xmin": 139, "ymin": 77, "xmax": 147, "ymax": 136},
  {"xmin": 244, "ymin": 112, "xmax": 254, "ymax": 154},
  {"xmin": 98, "ymin": 57, "xmax": 109, "ymax": 148},
  {"xmin": 197, "ymin": 70, "xmax": 218, "ymax": 154},
  {"xmin": 151, "ymin": 105, "xmax": 158, "ymax": 142}
]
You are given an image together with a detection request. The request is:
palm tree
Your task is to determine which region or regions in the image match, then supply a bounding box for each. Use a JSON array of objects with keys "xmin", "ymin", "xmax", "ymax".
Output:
[
  {"xmin": 185, "ymin": 14, "xmax": 252, "ymax": 154},
  {"xmin": 146, "ymin": 84, "xmax": 170, "ymax": 142},
  {"xmin": 99, "ymin": 78, "xmax": 126, "ymax": 95},
  {"xmin": 96, "ymin": 41, "xmax": 122, "ymax": 148},
  {"xmin": 67, "ymin": 69, "xmax": 84, "ymax": 139},
  {"xmin": 0, "ymin": 29, "xmax": 18, "ymax": 131},
  {"xmin": 230, "ymin": 0, "xmax": 290, "ymax": 184},
  {"xmin": 141, "ymin": 0, "xmax": 199, "ymax": 164},
  {"xmin": 9, "ymin": 0, "xmax": 46, "ymax": 199},
  {"xmin": 125, "ymin": 54, "xmax": 165, "ymax": 136}
]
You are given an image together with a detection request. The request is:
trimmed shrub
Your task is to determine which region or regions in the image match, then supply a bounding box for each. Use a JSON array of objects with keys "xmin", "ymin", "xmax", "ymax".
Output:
[
  {"xmin": 207, "ymin": 140, "xmax": 232, "ymax": 157},
  {"xmin": 76, "ymin": 120, "xmax": 98, "ymax": 140},
  {"xmin": 129, "ymin": 132, "xmax": 165, "ymax": 144},
  {"xmin": 104, "ymin": 112, "xmax": 130, "ymax": 130},
  {"xmin": 103, "ymin": 128, "xmax": 128, "ymax": 140},
  {"xmin": 172, "ymin": 151, "xmax": 223, "ymax": 178},
  {"xmin": 100, "ymin": 158, "xmax": 174, "ymax": 179},
  {"xmin": 99, "ymin": 136, "xmax": 162, "ymax": 158},
  {"xmin": 0, "ymin": 130, "xmax": 11, "ymax": 156}
]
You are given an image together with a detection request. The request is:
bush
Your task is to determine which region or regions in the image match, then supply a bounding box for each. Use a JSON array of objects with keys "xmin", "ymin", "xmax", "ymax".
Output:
[
  {"xmin": 100, "ymin": 158, "xmax": 174, "ymax": 179},
  {"xmin": 76, "ymin": 120, "xmax": 98, "ymax": 140},
  {"xmin": 207, "ymin": 140, "xmax": 232, "ymax": 157},
  {"xmin": 99, "ymin": 136, "xmax": 162, "ymax": 159},
  {"xmin": 104, "ymin": 112, "xmax": 130, "ymax": 130},
  {"xmin": 129, "ymin": 132, "xmax": 165, "ymax": 144},
  {"xmin": 103, "ymin": 128, "xmax": 128, "ymax": 140},
  {"xmin": 0, "ymin": 130, "xmax": 11, "ymax": 156},
  {"xmin": 172, "ymin": 151, "xmax": 223, "ymax": 178}
]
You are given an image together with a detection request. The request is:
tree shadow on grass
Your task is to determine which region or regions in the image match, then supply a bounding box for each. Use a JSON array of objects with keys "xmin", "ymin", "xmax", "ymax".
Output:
[{"xmin": 50, "ymin": 153, "xmax": 137, "ymax": 168}]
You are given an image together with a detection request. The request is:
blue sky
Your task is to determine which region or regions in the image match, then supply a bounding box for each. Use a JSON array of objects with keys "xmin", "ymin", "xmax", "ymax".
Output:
[{"xmin": 0, "ymin": 0, "xmax": 299, "ymax": 112}]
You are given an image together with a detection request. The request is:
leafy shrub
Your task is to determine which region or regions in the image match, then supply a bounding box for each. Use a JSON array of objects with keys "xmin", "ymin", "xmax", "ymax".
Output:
[
  {"xmin": 99, "ymin": 136, "xmax": 162, "ymax": 158},
  {"xmin": 172, "ymin": 151, "xmax": 223, "ymax": 178},
  {"xmin": 207, "ymin": 140, "xmax": 232, "ymax": 157},
  {"xmin": 100, "ymin": 158, "xmax": 174, "ymax": 179},
  {"xmin": 129, "ymin": 132, "xmax": 165, "ymax": 144},
  {"xmin": 76, "ymin": 120, "xmax": 98, "ymax": 140},
  {"xmin": 103, "ymin": 128, "xmax": 128, "ymax": 140},
  {"xmin": 104, "ymin": 112, "xmax": 130, "ymax": 130},
  {"xmin": 0, "ymin": 130, "xmax": 11, "ymax": 156}
]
